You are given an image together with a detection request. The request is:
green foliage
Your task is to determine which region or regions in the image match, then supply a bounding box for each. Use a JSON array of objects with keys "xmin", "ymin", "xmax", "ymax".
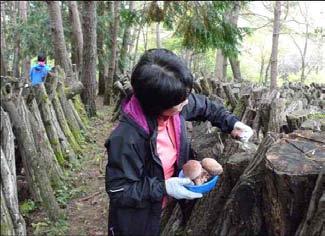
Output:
[
  {"xmin": 32, "ymin": 217, "xmax": 68, "ymax": 236},
  {"xmin": 19, "ymin": 199, "xmax": 38, "ymax": 216},
  {"xmin": 54, "ymin": 180, "xmax": 86, "ymax": 207},
  {"xmin": 19, "ymin": 2, "xmax": 53, "ymax": 59}
]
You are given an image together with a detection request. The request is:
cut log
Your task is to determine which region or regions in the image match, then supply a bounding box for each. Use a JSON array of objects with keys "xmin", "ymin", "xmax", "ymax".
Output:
[
  {"xmin": 1, "ymin": 187, "xmax": 15, "ymax": 236},
  {"xmin": 223, "ymin": 83, "xmax": 238, "ymax": 110},
  {"xmin": 2, "ymin": 94, "xmax": 62, "ymax": 221},
  {"xmin": 28, "ymin": 100, "xmax": 64, "ymax": 187},
  {"xmin": 33, "ymin": 84, "xmax": 65, "ymax": 165},
  {"xmin": 1, "ymin": 148, "xmax": 27, "ymax": 236},
  {"xmin": 45, "ymin": 73, "xmax": 81, "ymax": 153},
  {"xmin": 287, "ymin": 110, "xmax": 311, "ymax": 133}
]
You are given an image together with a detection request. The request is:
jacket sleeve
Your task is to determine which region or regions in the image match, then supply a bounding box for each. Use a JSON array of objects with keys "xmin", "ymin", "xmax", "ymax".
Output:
[
  {"xmin": 181, "ymin": 93, "xmax": 239, "ymax": 133},
  {"xmin": 105, "ymin": 135, "xmax": 166, "ymax": 208}
]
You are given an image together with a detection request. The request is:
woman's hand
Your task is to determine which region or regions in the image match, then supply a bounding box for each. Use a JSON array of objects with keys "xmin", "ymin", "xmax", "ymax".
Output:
[
  {"xmin": 231, "ymin": 121, "xmax": 254, "ymax": 143},
  {"xmin": 165, "ymin": 177, "xmax": 203, "ymax": 200}
]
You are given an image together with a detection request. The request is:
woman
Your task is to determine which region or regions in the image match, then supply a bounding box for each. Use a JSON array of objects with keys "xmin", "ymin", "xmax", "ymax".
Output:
[{"xmin": 105, "ymin": 49, "xmax": 253, "ymax": 236}]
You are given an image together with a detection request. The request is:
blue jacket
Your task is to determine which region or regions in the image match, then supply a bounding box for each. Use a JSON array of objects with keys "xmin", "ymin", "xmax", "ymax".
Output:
[{"xmin": 29, "ymin": 64, "xmax": 51, "ymax": 86}]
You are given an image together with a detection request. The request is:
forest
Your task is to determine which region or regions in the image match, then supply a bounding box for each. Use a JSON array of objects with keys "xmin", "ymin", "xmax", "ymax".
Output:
[{"xmin": 0, "ymin": 1, "xmax": 324, "ymax": 236}]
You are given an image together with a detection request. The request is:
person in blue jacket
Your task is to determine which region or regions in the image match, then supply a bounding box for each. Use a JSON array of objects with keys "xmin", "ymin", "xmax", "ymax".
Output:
[
  {"xmin": 105, "ymin": 49, "xmax": 253, "ymax": 236},
  {"xmin": 29, "ymin": 52, "xmax": 51, "ymax": 86}
]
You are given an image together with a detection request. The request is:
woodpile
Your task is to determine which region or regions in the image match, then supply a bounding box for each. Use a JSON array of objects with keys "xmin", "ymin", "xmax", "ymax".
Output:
[
  {"xmin": 0, "ymin": 66, "xmax": 87, "ymax": 233},
  {"xmin": 161, "ymin": 78, "xmax": 324, "ymax": 236}
]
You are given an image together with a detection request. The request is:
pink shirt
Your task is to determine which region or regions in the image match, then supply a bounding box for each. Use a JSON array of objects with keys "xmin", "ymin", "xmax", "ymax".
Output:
[{"xmin": 156, "ymin": 116, "xmax": 177, "ymax": 208}]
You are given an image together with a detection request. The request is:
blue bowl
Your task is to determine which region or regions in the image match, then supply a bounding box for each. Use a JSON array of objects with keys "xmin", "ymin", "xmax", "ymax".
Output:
[{"xmin": 178, "ymin": 170, "xmax": 219, "ymax": 194}]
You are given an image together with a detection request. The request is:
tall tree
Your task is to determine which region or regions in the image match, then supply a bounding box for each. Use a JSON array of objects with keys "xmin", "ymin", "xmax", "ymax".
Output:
[
  {"xmin": 12, "ymin": 2, "xmax": 20, "ymax": 78},
  {"xmin": 0, "ymin": 1, "xmax": 7, "ymax": 76},
  {"xmin": 80, "ymin": 1, "xmax": 97, "ymax": 117},
  {"xmin": 215, "ymin": 50, "xmax": 226, "ymax": 81},
  {"xmin": 156, "ymin": 22, "xmax": 161, "ymax": 48},
  {"xmin": 103, "ymin": 1, "xmax": 120, "ymax": 105},
  {"xmin": 270, "ymin": 1, "xmax": 281, "ymax": 90},
  {"xmin": 19, "ymin": 1, "xmax": 30, "ymax": 82},
  {"xmin": 228, "ymin": 2, "xmax": 242, "ymax": 81},
  {"xmin": 47, "ymin": 1, "xmax": 83, "ymax": 96},
  {"xmin": 68, "ymin": 1, "xmax": 83, "ymax": 72},
  {"xmin": 119, "ymin": 1, "xmax": 135, "ymax": 74}
]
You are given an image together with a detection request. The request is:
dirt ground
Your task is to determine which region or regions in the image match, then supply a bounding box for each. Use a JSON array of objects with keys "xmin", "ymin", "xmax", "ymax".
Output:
[
  {"xmin": 26, "ymin": 97, "xmax": 114, "ymax": 235},
  {"xmin": 67, "ymin": 97, "xmax": 113, "ymax": 236}
]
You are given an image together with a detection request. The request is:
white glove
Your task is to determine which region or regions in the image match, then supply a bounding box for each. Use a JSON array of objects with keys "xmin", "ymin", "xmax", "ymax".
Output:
[
  {"xmin": 165, "ymin": 177, "xmax": 203, "ymax": 200},
  {"xmin": 234, "ymin": 121, "xmax": 254, "ymax": 143}
]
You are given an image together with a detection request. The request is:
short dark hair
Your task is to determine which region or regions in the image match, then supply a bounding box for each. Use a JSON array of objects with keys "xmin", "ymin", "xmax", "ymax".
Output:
[
  {"xmin": 131, "ymin": 49, "xmax": 193, "ymax": 116},
  {"xmin": 37, "ymin": 52, "xmax": 46, "ymax": 62}
]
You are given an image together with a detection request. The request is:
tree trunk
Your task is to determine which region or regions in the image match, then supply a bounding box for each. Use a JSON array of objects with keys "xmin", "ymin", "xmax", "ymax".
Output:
[
  {"xmin": 270, "ymin": 1, "xmax": 281, "ymax": 91},
  {"xmin": 55, "ymin": 66, "xmax": 84, "ymax": 141},
  {"xmin": 1, "ymin": 187, "xmax": 15, "ymax": 236},
  {"xmin": 156, "ymin": 22, "xmax": 161, "ymax": 48},
  {"xmin": 47, "ymin": 1, "xmax": 83, "ymax": 97},
  {"xmin": 12, "ymin": 2, "xmax": 20, "ymax": 78},
  {"xmin": 28, "ymin": 99, "xmax": 64, "ymax": 186},
  {"xmin": 33, "ymin": 84, "xmax": 66, "ymax": 165},
  {"xmin": 68, "ymin": 1, "xmax": 83, "ymax": 71},
  {"xmin": 215, "ymin": 49, "xmax": 225, "ymax": 81},
  {"xmin": 131, "ymin": 26, "xmax": 141, "ymax": 71},
  {"xmin": 81, "ymin": 1, "xmax": 97, "ymax": 117},
  {"xmin": 300, "ymin": 24, "xmax": 309, "ymax": 83},
  {"xmin": 0, "ymin": 2, "xmax": 7, "ymax": 76},
  {"xmin": 1, "ymin": 87, "xmax": 62, "ymax": 221},
  {"xmin": 19, "ymin": 1, "xmax": 29, "ymax": 82},
  {"xmin": 228, "ymin": 2, "xmax": 242, "ymax": 81},
  {"xmin": 295, "ymin": 171, "xmax": 324, "ymax": 236},
  {"xmin": 45, "ymin": 73, "xmax": 81, "ymax": 154},
  {"xmin": 103, "ymin": 1, "xmax": 120, "ymax": 105},
  {"xmin": 119, "ymin": 1, "xmax": 135, "ymax": 74},
  {"xmin": 96, "ymin": 1, "xmax": 107, "ymax": 96},
  {"xmin": 1, "ymin": 109, "xmax": 26, "ymax": 236}
]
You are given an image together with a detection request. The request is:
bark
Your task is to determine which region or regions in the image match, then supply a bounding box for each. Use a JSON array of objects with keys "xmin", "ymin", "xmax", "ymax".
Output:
[
  {"xmin": 212, "ymin": 133, "xmax": 279, "ymax": 236},
  {"xmin": 56, "ymin": 67, "xmax": 83, "ymax": 142},
  {"xmin": 119, "ymin": 1, "xmax": 135, "ymax": 73},
  {"xmin": 156, "ymin": 22, "xmax": 161, "ymax": 48},
  {"xmin": 68, "ymin": 1, "xmax": 83, "ymax": 71},
  {"xmin": 47, "ymin": 1, "xmax": 83, "ymax": 97},
  {"xmin": 1, "ymin": 109, "xmax": 26, "ymax": 236},
  {"xmin": 228, "ymin": 2, "xmax": 242, "ymax": 81},
  {"xmin": 260, "ymin": 90, "xmax": 285, "ymax": 135},
  {"xmin": 45, "ymin": 73, "xmax": 81, "ymax": 154},
  {"xmin": 270, "ymin": 1, "xmax": 281, "ymax": 90},
  {"xmin": 70, "ymin": 99, "xmax": 86, "ymax": 130},
  {"xmin": 33, "ymin": 84, "xmax": 65, "ymax": 166},
  {"xmin": 0, "ymin": 1, "xmax": 7, "ymax": 76},
  {"xmin": 19, "ymin": 1, "xmax": 29, "ymax": 82},
  {"xmin": 12, "ymin": 2, "xmax": 20, "ymax": 78},
  {"xmin": 103, "ymin": 1, "xmax": 120, "ymax": 105},
  {"xmin": 81, "ymin": 1, "xmax": 97, "ymax": 117},
  {"xmin": 1, "ymin": 187, "xmax": 15, "ymax": 236},
  {"xmin": 295, "ymin": 171, "xmax": 324, "ymax": 236},
  {"xmin": 28, "ymin": 99, "xmax": 64, "ymax": 186},
  {"xmin": 215, "ymin": 49, "xmax": 225, "ymax": 81},
  {"xmin": 97, "ymin": 1, "xmax": 107, "ymax": 96},
  {"xmin": 1, "ymin": 84, "xmax": 61, "ymax": 221},
  {"xmin": 223, "ymin": 83, "xmax": 238, "ymax": 110}
]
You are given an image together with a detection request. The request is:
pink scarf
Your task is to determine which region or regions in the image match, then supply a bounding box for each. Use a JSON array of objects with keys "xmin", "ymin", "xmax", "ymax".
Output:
[{"xmin": 38, "ymin": 61, "xmax": 46, "ymax": 66}]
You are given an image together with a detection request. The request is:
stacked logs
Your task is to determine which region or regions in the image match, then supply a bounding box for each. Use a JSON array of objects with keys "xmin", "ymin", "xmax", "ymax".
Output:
[{"xmin": 0, "ymin": 66, "xmax": 87, "ymax": 234}]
